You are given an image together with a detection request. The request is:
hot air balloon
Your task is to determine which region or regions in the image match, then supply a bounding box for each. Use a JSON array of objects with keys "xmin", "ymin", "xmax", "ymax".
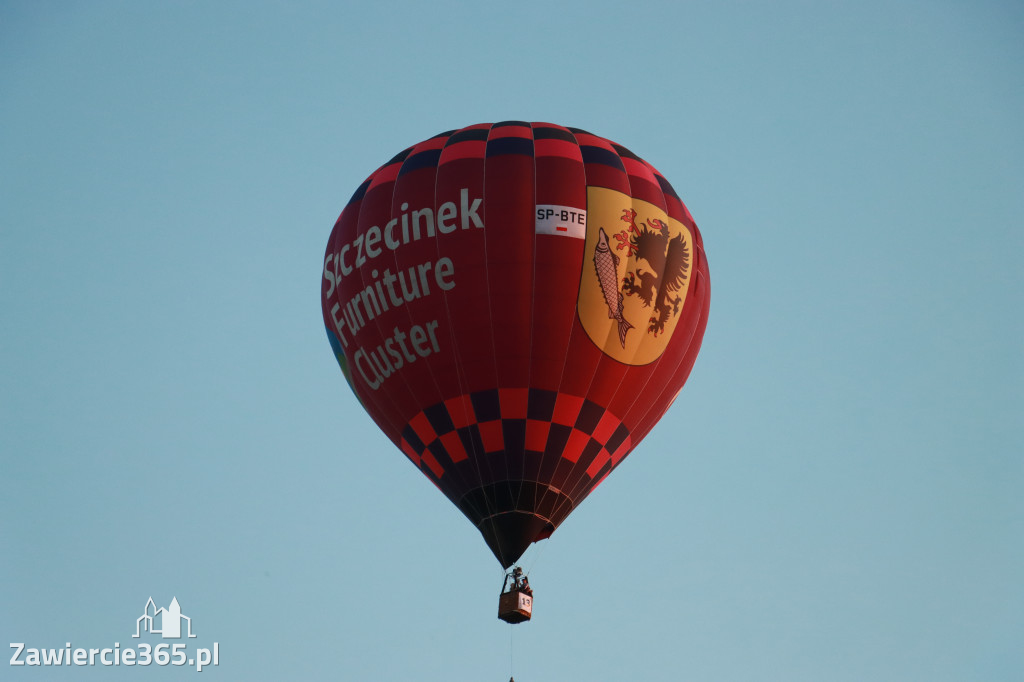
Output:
[{"xmin": 321, "ymin": 122, "xmax": 710, "ymax": 605}]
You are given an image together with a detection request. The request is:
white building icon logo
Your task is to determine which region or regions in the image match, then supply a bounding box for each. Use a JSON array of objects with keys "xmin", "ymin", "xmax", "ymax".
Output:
[{"xmin": 133, "ymin": 597, "xmax": 197, "ymax": 639}]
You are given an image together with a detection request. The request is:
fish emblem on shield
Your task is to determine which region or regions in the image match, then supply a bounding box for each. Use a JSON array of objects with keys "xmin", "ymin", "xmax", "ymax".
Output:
[
  {"xmin": 578, "ymin": 187, "xmax": 694, "ymax": 365},
  {"xmin": 592, "ymin": 227, "xmax": 634, "ymax": 347}
]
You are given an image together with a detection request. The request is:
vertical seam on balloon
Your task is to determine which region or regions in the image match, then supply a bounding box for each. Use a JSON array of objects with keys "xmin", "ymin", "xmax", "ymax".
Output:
[
  {"xmin": 484, "ymin": 123, "xmax": 521, "ymax": 564},
  {"xmin": 351, "ymin": 167, "xmax": 410, "ymax": 445},
  {"xmin": 512, "ymin": 122, "xmax": 539, "ymax": 521},
  {"xmin": 343, "ymin": 166, "xmax": 408, "ymax": 454},
  {"xmin": 394, "ymin": 141, "xmax": 479, "ymax": 497},
  {"xmin": 479, "ymin": 121, "xmax": 509, "ymax": 565},
  {"xmin": 544, "ymin": 143, "xmax": 640, "ymax": 524},
  {"xmin": 430, "ymin": 131, "xmax": 480, "ymax": 519},
  {"xmin": 368, "ymin": 151, "xmax": 456, "ymax": 492},
  {"xmin": 379, "ymin": 151, "xmax": 447, "ymax": 487},
  {"xmin": 546, "ymin": 143, "xmax": 672, "ymax": 526},
  {"xmin": 435, "ymin": 126, "xmax": 500, "ymax": 549},
  {"xmin": 555, "ymin": 154, "xmax": 688, "ymax": 515},
  {"xmin": 530, "ymin": 125, "xmax": 586, "ymax": 535},
  {"xmin": 610, "ymin": 161, "xmax": 701, "ymax": 456},
  {"xmin": 417, "ymin": 134, "xmax": 469, "ymax": 498}
]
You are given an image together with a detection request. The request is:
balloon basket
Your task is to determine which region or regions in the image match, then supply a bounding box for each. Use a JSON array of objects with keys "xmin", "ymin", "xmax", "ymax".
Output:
[{"xmin": 498, "ymin": 590, "xmax": 533, "ymax": 624}]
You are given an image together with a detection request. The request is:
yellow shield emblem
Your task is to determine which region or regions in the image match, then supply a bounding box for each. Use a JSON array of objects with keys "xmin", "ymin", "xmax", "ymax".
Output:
[{"xmin": 577, "ymin": 187, "xmax": 694, "ymax": 365}]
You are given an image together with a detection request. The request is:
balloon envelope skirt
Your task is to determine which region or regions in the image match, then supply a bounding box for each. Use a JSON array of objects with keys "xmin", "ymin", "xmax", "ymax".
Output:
[{"xmin": 322, "ymin": 122, "xmax": 710, "ymax": 567}]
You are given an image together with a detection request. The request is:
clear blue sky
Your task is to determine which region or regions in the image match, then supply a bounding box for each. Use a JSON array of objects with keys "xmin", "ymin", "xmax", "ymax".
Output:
[{"xmin": 2, "ymin": 1, "xmax": 1021, "ymax": 680}]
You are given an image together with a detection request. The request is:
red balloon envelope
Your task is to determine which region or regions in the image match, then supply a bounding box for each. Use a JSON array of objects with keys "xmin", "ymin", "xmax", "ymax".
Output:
[{"xmin": 321, "ymin": 122, "xmax": 710, "ymax": 568}]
